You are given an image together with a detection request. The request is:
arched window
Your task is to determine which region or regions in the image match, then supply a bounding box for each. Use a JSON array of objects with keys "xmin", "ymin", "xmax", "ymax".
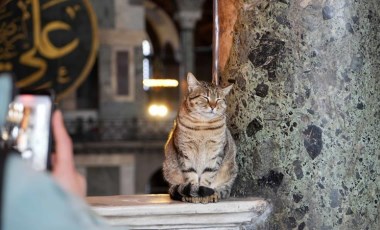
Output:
[{"xmin": 142, "ymin": 39, "xmax": 153, "ymax": 91}]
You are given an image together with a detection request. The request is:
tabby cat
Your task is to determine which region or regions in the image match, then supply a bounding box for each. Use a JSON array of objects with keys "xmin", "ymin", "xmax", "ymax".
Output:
[{"xmin": 163, "ymin": 72, "xmax": 237, "ymax": 203}]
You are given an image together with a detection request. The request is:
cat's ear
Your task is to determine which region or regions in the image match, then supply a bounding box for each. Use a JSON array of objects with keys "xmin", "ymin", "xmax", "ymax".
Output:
[
  {"xmin": 221, "ymin": 84, "xmax": 233, "ymax": 96},
  {"xmin": 187, "ymin": 72, "xmax": 200, "ymax": 92}
]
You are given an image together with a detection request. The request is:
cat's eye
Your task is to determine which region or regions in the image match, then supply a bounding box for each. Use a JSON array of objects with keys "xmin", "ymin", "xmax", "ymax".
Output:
[{"xmin": 203, "ymin": 96, "xmax": 209, "ymax": 102}]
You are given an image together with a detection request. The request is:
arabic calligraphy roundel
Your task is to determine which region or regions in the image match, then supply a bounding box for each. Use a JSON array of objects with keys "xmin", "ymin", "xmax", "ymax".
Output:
[{"xmin": 0, "ymin": 0, "xmax": 99, "ymax": 100}]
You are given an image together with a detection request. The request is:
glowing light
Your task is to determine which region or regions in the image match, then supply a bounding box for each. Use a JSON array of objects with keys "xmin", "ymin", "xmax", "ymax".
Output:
[
  {"xmin": 142, "ymin": 40, "xmax": 152, "ymax": 91},
  {"xmin": 143, "ymin": 79, "xmax": 179, "ymax": 88},
  {"xmin": 143, "ymin": 58, "xmax": 150, "ymax": 91},
  {"xmin": 142, "ymin": 40, "xmax": 151, "ymax": 56},
  {"xmin": 148, "ymin": 104, "xmax": 169, "ymax": 117}
]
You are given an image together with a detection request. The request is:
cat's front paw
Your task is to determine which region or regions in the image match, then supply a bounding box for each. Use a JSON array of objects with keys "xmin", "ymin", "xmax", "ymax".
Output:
[
  {"xmin": 198, "ymin": 186, "xmax": 215, "ymax": 197},
  {"xmin": 182, "ymin": 193, "xmax": 220, "ymax": 204},
  {"xmin": 201, "ymin": 193, "xmax": 220, "ymax": 203},
  {"xmin": 182, "ymin": 196, "xmax": 201, "ymax": 203}
]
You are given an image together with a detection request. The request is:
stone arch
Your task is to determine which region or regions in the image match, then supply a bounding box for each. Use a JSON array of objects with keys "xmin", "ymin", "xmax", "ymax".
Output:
[{"xmin": 145, "ymin": 0, "xmax": 180, "ymax": 62}]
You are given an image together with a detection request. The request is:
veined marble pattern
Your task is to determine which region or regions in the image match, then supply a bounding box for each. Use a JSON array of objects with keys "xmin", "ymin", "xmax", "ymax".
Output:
[{"xmin": 222, "ymin": 0, "xmax": 380, "ymax": 229}]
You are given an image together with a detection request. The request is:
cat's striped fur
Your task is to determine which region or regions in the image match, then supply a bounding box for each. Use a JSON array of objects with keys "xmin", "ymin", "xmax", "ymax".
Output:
[{"xmin": 163, "ymin": 73, "xmax": 237, "ymax": 203}]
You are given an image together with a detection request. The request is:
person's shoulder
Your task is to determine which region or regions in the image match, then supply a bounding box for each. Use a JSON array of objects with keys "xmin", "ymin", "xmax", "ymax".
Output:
[
  {"xmin": 5, "ymin": 154, "xmax": 54, "ymax": 189},
  {"xmin": 3, "ymin": 154, "xmax": 114, "ymax": 230}
]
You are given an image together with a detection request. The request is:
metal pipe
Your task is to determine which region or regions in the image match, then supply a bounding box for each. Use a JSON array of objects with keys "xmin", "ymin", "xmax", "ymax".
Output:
[{"xmin": 212, "ymin": 0, "xmax": 219, "ymax": 86}]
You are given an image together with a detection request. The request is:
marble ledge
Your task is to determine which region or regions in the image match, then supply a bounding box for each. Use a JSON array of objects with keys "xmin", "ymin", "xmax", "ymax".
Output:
[{"xmin": 87, "ymin": 194, "xmax": 272, "ymax": 230}]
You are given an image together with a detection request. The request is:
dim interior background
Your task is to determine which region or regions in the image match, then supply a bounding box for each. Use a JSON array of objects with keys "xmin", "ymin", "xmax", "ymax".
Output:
[
  {"xmin": 2, "ymin": 0, "xmax": 380, "ymax": 229},
  {"xmin": 59, "ymin": 0, "xmax": 213, "ymax": 196}
]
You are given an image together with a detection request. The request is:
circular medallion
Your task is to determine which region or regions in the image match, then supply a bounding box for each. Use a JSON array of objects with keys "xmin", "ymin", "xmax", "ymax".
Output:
[{"xmin": 0, "ymin": 0, "xmax": 98, "ymax": 100}]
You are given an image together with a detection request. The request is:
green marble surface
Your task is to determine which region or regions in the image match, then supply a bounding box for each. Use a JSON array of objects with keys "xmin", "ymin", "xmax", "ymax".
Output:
[{"xmin": 223, "ymin": 0, "xmax": 380, "ymax": 229}]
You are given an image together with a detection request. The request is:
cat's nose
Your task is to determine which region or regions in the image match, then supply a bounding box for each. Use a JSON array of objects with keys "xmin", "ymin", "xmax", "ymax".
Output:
[{"xmin": 209, "ymin": 103, "xmax": 217, "ymax": 110}]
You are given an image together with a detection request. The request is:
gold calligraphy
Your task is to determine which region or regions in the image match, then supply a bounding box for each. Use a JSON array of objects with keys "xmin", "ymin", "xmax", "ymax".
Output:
[
  {"xmin": 17, "ymin": 0, "xmax": 30, "ymax": 21},
  {"xmin": 17, "ymin": 47, "xmax": 47, "ymax": 87},
  {"xmin": 40, "ymin": 21, "xmax": 79, "ymax": 59},
  {"xmin": 42, "ymin": 0, "xmax": 67, "ymax": 10},
  {"xmin": 0, "ymin": 0, "xmax": 29, "ymax": 62},
  {"xmin": 0, "ymin": 0, "xmax": 99, "ymax": 100},
  {"xmin": 57, "ymin": 66, "xmax": 70, "ymax": 84},
  {"xmin": 65, "ymin": 4, "xmax": 80, "ymax": 19},
  {"xmin": 0, "ymin": 62, "xmax": 13, "ymax": 71},
  {"xmin": 16, "ymin": 0, "xmax": 80, "ymax": 87}
]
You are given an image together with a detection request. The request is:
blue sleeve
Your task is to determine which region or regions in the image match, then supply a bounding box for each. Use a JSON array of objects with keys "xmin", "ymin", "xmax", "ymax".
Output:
[{"xmin": 3, "ymin": 154, "xmax": 117, "ymax": 230}]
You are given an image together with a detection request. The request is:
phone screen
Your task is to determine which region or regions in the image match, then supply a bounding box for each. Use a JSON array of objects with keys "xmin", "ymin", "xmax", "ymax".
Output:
[{"xmin": 11, "ymin": 94, "xmax": 53, "ymax": 171}]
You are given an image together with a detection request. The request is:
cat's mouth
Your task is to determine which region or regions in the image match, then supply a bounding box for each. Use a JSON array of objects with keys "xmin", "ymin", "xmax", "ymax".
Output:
[{"xmin": 207, "ymin": 110, "xmax": 219, "ymax": 116}]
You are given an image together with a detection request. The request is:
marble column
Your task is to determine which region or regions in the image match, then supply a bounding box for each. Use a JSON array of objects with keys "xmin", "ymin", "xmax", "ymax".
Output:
[
  {"xmin": 175, "ymin": 0, "xmax": 205, "ymax": 99},
  {"xmin": 220, "ymin": 0, "xmax": 380, "ymax": 229}
]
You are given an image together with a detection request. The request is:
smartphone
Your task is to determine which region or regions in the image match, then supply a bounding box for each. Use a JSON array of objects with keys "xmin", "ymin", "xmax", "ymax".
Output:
[{"xmin": 8, "ymin": 91, "xmax": 54, "ymax": 171}]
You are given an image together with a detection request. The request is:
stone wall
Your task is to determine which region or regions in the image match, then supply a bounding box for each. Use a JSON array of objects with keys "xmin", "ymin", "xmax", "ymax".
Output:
[
  {"xmin": 90, "ymin": 0, "xmax": 146, "ymax": 120},
  {"xmin": 221, "ymin": 0, "xmax": 380, "ymax": 229}
]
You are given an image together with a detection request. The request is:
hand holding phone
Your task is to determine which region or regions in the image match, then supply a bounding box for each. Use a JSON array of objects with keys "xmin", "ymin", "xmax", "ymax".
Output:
[
  {"xmin": 51, "ymin": 110, "xmax": 86, "ymax": 197},
  {"xmin": 6, "ymin": 91, "xmax": 54, "ymax": 171},
  {"xmin": 1, "ymin": 73, "xmax": 85, "ymax": 195}
]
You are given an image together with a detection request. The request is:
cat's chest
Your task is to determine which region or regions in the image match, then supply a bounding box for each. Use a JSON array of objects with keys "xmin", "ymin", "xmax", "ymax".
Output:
[
  {"xmin": 176, "ymin": 130, "xmax": 225, "ymax": 154},
  {"xmin": 177, "ymin": 127, "xmax": 224, "ymax": 143}
]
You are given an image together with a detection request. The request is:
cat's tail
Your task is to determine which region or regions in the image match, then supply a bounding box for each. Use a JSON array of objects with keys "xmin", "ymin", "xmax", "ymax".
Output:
[{"xmin": 168, "ymin": 183, "xmax": 215, "ymax": 201}]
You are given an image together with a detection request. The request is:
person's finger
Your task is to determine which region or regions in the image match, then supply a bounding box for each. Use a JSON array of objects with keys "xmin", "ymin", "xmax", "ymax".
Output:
[
  {"xmin": 51, "ymin": 110, "xmax": 86, "ymax": 197},
  {"xmin": 50, "ymin": 153, "xmax": 57, "ymax": 168},
  {"xmin": 76, "ymin": 173, "xmax": 87, "ymax": 197},
  {"xmin": 52, "ymin": 110, "xmax": 74, "ymax": 169}
]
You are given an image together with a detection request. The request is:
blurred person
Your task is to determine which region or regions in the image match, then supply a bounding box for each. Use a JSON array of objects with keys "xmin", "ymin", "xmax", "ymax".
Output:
[{"xmin": 0, "ymin": 110, "xmax": 115, "ymax": 230}]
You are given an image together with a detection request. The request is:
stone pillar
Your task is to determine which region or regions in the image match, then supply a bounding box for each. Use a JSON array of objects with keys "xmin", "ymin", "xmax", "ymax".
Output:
[
  {"xmin": 220, "ymin": 0, "xmax": 380, "ymax": 229},
  {"xmin": 175, "ymin": 0, "xmax": 205, "ymax": 99},
  {"xmin": 90, "ymin": 0, "xmax": 146, "ymax": 120}
]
